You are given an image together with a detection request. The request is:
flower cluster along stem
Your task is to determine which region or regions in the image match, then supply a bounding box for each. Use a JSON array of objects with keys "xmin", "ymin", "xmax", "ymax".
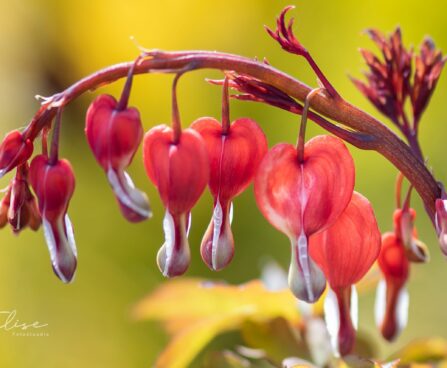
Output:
[{"xmin": 21, "ymin": 50, "xmax": 441, "ymax": 222}]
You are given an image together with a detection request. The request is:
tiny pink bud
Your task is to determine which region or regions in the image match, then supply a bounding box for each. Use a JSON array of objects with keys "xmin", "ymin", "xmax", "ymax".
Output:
[
  {"xmin": 8, "ymin": 166, "xmax": 41, "ymax": 233},
  {"xmin": 0, "ymin": 130, "xmax": 33, "ymax": 178},
  {"xmin": 29, "ymin": 154, "xmax": 77, "ymax": 283},
  {"xmin": 85, "ymin": 94, "xmax": 151, "ymax": 222}
]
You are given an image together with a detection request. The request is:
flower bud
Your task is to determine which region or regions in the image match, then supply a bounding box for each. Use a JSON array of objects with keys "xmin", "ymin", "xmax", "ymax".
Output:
[
  {"xmin": 0, "ymin": 130, "xmax": 33, "ymax": 178},
  {"xmin": 310, "ymin": 192, "xmax": 381, "ymax": 356},
  {"xmin": 375, "ymin": 232, "xmax": 410, "ymax": 342},
  {"xmin": 85, "ymin": 94, "xmax": 151, "ymax": 222},
  {"xmin": 0, "ymin": 166, "xmax": 41, "ymax": 233},
  {"xmin": 254, "ymin": 135, "xmax": 355, "ymax": 303},
  {"xmin": 394, "ymin": 208, "xmax": 429, "ymax": 263},
  {"xmin": 191, "ymin": 117, "xmax": 268, "ymax": 271},
  {"xmin": 7, "ymin": 166, "xmax": 41, "ymax": 233},
  {"xmin": 29, "ymin": 155, "xmax": 77, "ymax": 283},
  {"xmin": 143, "ymin": 125, "xmax": 209, "ymax": 277}
]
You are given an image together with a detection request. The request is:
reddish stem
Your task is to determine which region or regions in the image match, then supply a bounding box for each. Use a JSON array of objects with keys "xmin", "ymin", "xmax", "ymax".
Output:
[
  {"xmin": 20, "ymin": 50, "xmax": 440, "ymax": 221},
  {"xmin": 49, "ymin": 107, "xmax": 63, "ymax": 165},
  {"xmin": 171, "ymin": 73, "xmax": 183, "ymax": 144},
  {"xmin": 221, "ymin": 76, "xmax": 230, "ymax": 135},
  {"xmin": 296, "ymin": 88, "xmax": 322, "ymax": 163}
]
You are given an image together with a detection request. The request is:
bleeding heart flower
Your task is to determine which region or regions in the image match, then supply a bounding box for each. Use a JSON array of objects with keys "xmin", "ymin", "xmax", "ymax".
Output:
[
  {"xmin": 191, "ymin": 117, "xmax": 267, "ymax": 271},
  {"xmin": 143, "ymin": 125, "xmax": 209, "ymax": 277},
  {"xmin": 254, "ymin": 135, "xmax": 355, "ymax": 303},
  {"xmin": 85, "ymin": 94, "xmax": 151, "ymax": 223},
  {"xmin": 0, "ymin": 164, "xmax": 41, "ymax": 233},
  {"xmin": 310, "ymin": 191, "xmax": 381, "ymax": 356},
  {"xmin": 0, "ymin": 130, "xmax": 33, "ymax": 178},
  {"xmin": 29, "ymin": 154, "xmax": 77, "ymax": 283},
  {"xmin": 375, "ymin": 231, "xmax": 410, "ymax": 342}
]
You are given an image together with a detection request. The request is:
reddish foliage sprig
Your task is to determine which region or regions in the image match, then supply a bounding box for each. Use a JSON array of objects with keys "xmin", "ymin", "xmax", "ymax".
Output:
[
  {"xmin": 352, "ymin": 28, "xmax": 446, "ymax": 159},
  {"xmin": 265, "ymin": 6, "xmax": 340, "ymax": 99}
]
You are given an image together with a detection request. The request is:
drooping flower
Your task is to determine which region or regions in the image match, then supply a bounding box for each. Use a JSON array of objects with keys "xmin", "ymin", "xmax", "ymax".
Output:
[
  {"xmin": 85, "ymin": 94, "xmax": 151, "ymax": 222},
  {"xmin": 191, "ymin": 117, "xmax": 267, "ymax": 270},
  {"xmin": 0, "ymin": 164, "xmax": 41, "ymax": 233},
  {"xmin": 143, "ymin": 125, "xmax": 209, "ymax": 277},
  {"xmin": 375, "ymin": 230, "xmax": 409, "ymax": 342},
  {"xmin": 29, "ymin": 154, "xmax": 77, "ymax": 283},
  {"xmin": 0, "ymin": 130, "xmax": 33, "ymax": 178},
  {"xmin": 310, "ymin": 191, "xmax": 381, "ymax": 356},
  {"xmin": 254, "ymin": 135, "xmax": 355, "ymax": 303}
]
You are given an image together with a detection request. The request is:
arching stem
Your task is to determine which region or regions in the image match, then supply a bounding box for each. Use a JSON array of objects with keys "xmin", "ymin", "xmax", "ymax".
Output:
[{"xmin": 19, "ymin": 50, "xmax": 441, "ymax": 222}]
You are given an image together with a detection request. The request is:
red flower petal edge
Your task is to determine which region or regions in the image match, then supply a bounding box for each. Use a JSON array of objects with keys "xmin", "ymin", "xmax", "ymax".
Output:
[
  {"xmin": 143, "ymin": 125, "xmax": 209, "ymax": 277},
  {"xmin": 255, "ymin": 135, "xmax": 355, "ymax": 303},
  {"xmin": 29, "ymin": 155, "xmax": 77, "ymax": 283},
  {"xmin": 191, "ymin": 117, "xmax": 268, "ymax": 270}
]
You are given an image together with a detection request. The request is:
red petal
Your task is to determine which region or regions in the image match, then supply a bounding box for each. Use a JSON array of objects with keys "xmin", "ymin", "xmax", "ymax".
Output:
[
  {"xmin": 0, "ymin": 131, "xmax": 33, "ymax": 177},
  {"xmin": 310, "ymin": 192, "xmax": 381, "ymax": 289},
  {"xmin": 200, "ymin": 199, "xmax": 234, "ymax": 271},
  {"xmin": 255, "ymin": 135, "xmax": 354, "ymax": 238},
  {"xmin": 143, "ymin": 125, "xmax": 209, "ymax": 215},
  {"xmin": 85, "ymin": 94, "xmax": 143, "ymax": 171},
  {"xmin": 191, "ymin": 117, "xmax": 267, "ymax": 202},
  {"xmin": 29, "ymin": 155, "xmax": 75, "ymax": 222}
]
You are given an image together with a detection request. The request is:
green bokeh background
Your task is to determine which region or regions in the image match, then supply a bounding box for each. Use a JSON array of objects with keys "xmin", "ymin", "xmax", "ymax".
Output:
[{"xmin": 0, "ymin": 0, "xmax": 446, "ymax": 367}]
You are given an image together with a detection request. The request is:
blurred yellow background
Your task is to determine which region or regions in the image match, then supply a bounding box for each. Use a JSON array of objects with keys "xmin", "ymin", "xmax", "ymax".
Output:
[{"xmin": 0, "ymin": 0, "xmax": 447, "ymax": 367}]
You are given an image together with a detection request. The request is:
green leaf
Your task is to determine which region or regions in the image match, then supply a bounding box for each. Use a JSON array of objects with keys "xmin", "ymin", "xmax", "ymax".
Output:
[{"xmin": 241, "ymin": 317, "xmax": 309, "ymax": 366}]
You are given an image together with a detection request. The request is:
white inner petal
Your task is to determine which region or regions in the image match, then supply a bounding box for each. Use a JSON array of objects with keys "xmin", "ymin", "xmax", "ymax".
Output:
[
  {"xmin": 229, "ymin": 202, "xmax": 234, "ymax": 225},
  {"xmin": 107, "ymin": 169, "xmax": 151, "ymax": 218},
  {"xmin": 297, "ymin": 231, "xmax": 314, "ymax": 301},
  {"xmin": 350, "ymin": 285, "xmax": 359, "ymax": 330},
  {"xmin": 396, "ymin": 285, "xmax": 409, "ymax": 337},
  {"xmin": 324, "ymin": 287, "xmax": 340, "ymax": 357},
  {"xmin": 65, "ymin": 214, "xmax": 77, "ymax": 257},
  {"xmin": 211, "ymin": 200, "xmax": 223, "ymax": 270},
  {"xmin": 374, "ymin": 278, "xmax": 386, "ymax": 329},
  {"xmin": 161, "ymin": 210, "xmax": 176, "ymax": 277}
]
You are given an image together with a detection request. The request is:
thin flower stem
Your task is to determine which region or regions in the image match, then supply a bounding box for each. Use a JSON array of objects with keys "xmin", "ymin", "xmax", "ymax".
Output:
[
  {"xmin": 296, "ymin": 88, "xmax": 323, "ymax": 162},
  {"xmin": 116, "ymin": 56, "xmax": 141, "ymax": 111},
  {"xmin": 49, "ymin": 107, "xmax": 63, "ymax": 165},
  {"xmin": 171, "ymin": 73, "xmax": 183, "ymax": 144},
  {"xmin": 221, "ymin": 76, "xmax": 230, "ymax": 135},
  {"xmin": 20, "ymin": 50, "xmax": 441, "ymax": 221}
]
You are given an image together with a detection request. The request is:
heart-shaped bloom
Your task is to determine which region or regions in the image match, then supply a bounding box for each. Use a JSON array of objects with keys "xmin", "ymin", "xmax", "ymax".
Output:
[
  {"xmin": 0, "ymin": 130, "xmax": 33, "ymax": 178},
  {"xmin": 375, "ymin": 230, "xmax": 410, "ymax": 342},
  {"xmin": 191, "ymin": 117, "xmax": 268, "ymax": 270},
  {"xmin": 0, "ymin": 165, "xmax": 41, "ymax": 233},
  {"xmin": 143, "ymin": 125, "xmax": 209, "ymax": 277},
  {"xmin": 29, "ymin": 155, "xmax": 77, "ymax": 283},
  {"xmin": 375, "ymin": 205, "xmax": 426, "ymax": 342},
  {"xmin": 310, "ymin": 192, "xmax": 381, "ymax": 356},
  {"xmin": 254, "ymin": 135, "xmax": 355, "ymax": 303},
  {"xmin": 85, "ymin": 94, "xmax": 151, "ymax": 222}
]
